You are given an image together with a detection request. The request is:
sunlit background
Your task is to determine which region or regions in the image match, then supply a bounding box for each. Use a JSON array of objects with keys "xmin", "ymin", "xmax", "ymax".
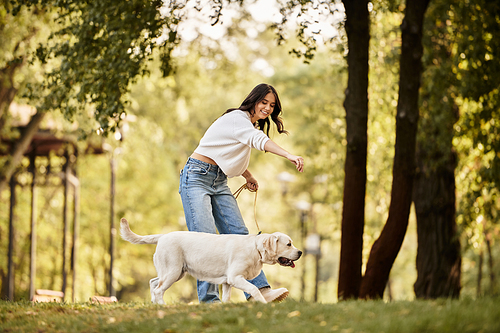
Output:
[{"xmin": 1, "ymin": 0, "xmax": 496, "ymax": 304}]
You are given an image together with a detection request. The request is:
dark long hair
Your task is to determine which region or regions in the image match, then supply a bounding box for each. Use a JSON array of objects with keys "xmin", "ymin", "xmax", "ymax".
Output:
[{"xmin": 224, "ymin": 83, "xmax": 287, "ymax": 136}]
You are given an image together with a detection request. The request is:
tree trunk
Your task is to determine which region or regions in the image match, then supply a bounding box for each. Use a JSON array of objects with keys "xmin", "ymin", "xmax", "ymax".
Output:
[
  {"xmin": 0, "ymin": 59, "xmax": 23, "ymax": 122},
  {"xmin": 338, "ymin": 0, "xmax": 370, "ymax": 300},
  {"xmin": 412, "ymin": 0, "xmax": 462, "ymax": 299},
  {"xmin": 0, "ymin": 111, "xmax": 46, "ymax": 195},
  {"xmin": 0, "ymin": 37, "xmax": 33, "ymax": 130},
  {"xmin": 484, "ymin": 230, "xmax": 495, "ymax": 295},
  {"xmin": 0, "ymin": 36, "xmax": 38, "ymax": 196},
  {"xmin": 413, "ymin": 152, "xmax": 461, "ymax": 298},
  {"xmin": 477, "ymin": 248, "xmax": 483, "ymax": 297},
  {"xmin": 0, "ymin": 84, "xmax": 17, "ymax": 129},
  {"xmin": 359, "ymin": 0, "xmax": 430, "ymax": 299}
]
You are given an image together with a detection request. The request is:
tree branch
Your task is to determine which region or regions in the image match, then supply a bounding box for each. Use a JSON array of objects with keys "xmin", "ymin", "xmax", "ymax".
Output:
[{"xmin": 0, "ymin": 111, "xmax": 46, "ymax": 196}]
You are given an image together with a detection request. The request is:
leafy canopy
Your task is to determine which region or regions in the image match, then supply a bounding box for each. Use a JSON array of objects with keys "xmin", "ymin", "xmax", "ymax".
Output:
[
  {"xmin": 13, "ymin": 0, "xmax": 182, "ymax": 134},
  {"xmin": 12, "ymin": 0, "xmax": 345, "ymax": 136}
]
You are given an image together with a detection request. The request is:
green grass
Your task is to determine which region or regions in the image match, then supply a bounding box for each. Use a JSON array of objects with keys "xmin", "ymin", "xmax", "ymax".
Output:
[{"xmin": 1, "ymin": 298, "xmax": 499, "ymax": 333}]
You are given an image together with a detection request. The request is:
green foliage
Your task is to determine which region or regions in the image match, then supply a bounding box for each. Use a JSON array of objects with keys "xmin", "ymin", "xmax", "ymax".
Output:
[
  {"xmin": 265, "ymin": 0, "xmax": 343, "ymax": 63},
  {"xmin": 0, "ymin": 1, "xmax": 53, "ymax": 126},
  {"xmin": 10, "ymin": 0, "xmax": 345, "ymax": 135},
  {"xmin": 443, "ymin": 1, "xmax": 500, "ymax": 295},
  {"xmin": 1, "ymin": 298, "xmax": 500, "ymax": 333},
  {"xmin": 12, "ymin": 0, "xmax": 181, "ymax": 134},
  {"xmin": 365, "ymin": 6, "xmax": 401, "ymax": 235},
  {"xmin": 419, "ymin": 2, "xmax": 459, "ymax": 168},
  {"xmin": 273, "ymin": 50, "xmax": 346, "ymax": 206},
  {"xmin": 453, "ymin": 0, "xmax": 500, "ymax": 238}
]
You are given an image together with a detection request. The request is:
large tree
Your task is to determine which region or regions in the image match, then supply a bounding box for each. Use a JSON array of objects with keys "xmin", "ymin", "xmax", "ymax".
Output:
[
  {"xmin": 359, "ymin": 0, "xmax": 430, "ymax": 299},
  {"xmin": 412, "ymin": 0, "xmax": 461, "ymax": 299},
  {"xmin": 337, "ymin": 0, "xmax": 370, "ymax": 300}
]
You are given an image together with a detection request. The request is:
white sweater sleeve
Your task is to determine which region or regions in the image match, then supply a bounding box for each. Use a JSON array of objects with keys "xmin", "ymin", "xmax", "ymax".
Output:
[{"xmin": 232, "ymin": 113, "xmax": 270, "ymax": 151}]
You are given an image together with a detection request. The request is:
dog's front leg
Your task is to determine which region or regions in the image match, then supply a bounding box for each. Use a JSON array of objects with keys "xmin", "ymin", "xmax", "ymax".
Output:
[
  {"xmin": 229, "ymin": 276, "xmax": 267, "ymax": 303},
  {"xmin": 221, "ymin": 283, "xmax": 232, "ymax": 302}
]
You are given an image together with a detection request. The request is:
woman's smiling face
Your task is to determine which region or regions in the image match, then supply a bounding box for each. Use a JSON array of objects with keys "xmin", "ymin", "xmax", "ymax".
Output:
[{"xmin": 251, "ymin": 92, "xmax": 276, "ymax": 123}]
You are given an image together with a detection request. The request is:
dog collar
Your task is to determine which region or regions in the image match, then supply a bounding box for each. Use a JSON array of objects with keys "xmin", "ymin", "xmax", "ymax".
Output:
[{"xmin": 255, "ymin": 236, "xmax": 264, "ymax": 261}]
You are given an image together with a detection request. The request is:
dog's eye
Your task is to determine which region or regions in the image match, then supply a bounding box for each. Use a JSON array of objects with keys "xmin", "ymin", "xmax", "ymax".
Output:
[{"xmin": 287, "ymin": 243, "xmax": 291, "ymax": 247}]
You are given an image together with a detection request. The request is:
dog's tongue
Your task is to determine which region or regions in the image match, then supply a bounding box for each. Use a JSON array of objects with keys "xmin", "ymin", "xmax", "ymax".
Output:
[{"xmin": 279, "ymin": 257, "xmax": 296, "ymax": 268}]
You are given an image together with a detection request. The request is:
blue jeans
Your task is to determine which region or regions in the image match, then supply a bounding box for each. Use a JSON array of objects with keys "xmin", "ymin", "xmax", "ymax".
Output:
[{"xmin": 179, "ymin": 157, "xmax": 270, "ymax": 303}]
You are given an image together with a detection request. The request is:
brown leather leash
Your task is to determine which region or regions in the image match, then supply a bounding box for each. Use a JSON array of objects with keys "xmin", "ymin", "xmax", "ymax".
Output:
[{"xmin": 233, "ymin": 183, "xmax": 261, "ymax": 234}]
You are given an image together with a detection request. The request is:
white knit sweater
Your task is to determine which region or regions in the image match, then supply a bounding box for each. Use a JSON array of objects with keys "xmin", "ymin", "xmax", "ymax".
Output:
[{"xmin": 194, "ymin": 110, "xmax": 270, "ymax": 177}]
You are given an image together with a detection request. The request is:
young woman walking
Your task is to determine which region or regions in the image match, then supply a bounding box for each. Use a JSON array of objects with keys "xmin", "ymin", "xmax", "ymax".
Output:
[{"xmin": 179, "ymin": 83, "xmax": 304, "ymax": 303}]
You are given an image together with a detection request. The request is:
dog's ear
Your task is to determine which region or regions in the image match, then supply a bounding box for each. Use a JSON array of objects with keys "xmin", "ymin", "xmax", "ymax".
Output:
[
  {"xmin": 264, "ymin": 234, "xmax": 279, "ymax": 257},
  {"xmin": 257, "ymin": 234, "xmax": 279, "ymax": 263}
]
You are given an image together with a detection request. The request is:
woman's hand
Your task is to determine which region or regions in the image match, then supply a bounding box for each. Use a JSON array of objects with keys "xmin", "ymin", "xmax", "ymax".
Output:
[
  {"xmin": 264, "ymin": 140, "xmax": 304, "ymax": 173},
  {"xmin": 242, "ymin": 170, "xmax": 259, "ymax": 191},
  {"xmin": 287, "ymin": 154, "xmax": 304, "ymax": 173},
  {"xmin": 246, "ymin": 176, "xmax": 259, "ymax": 191}
]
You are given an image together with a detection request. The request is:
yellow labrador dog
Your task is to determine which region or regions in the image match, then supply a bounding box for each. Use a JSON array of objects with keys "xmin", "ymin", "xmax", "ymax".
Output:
[{"xmin": 120, "ymin": 218, "xmax": 302, "ymax": 304}]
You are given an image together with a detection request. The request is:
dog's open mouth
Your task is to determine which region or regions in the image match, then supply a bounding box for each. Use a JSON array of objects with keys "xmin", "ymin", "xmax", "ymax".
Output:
[{"xmin": 278, "ymin": 257, "xmax": 295, "ymax": 268}]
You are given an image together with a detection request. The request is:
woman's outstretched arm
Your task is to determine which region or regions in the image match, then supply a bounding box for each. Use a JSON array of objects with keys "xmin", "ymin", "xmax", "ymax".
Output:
[{"xmin": 264, "ymin": 140, "xmax": 304, "ymax": 173}]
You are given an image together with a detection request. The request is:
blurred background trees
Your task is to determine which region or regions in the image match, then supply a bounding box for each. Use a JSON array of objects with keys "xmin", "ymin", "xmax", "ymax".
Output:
[{"xmin": 1, "ymin": 0, "xmax": 499, "ymax": 302}]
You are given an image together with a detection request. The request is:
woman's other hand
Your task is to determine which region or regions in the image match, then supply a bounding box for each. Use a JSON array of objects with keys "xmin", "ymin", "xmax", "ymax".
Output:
[
  {"xmin": 264, "ymin": 140, "xmax": 304, "ymax": 173},
  {"xmin": 288, "ymin": 155, "xmax": 304, "ymax": 173}
]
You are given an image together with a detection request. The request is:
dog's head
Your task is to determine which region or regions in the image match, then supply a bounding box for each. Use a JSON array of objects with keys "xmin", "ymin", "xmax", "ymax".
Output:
[{"xmin": 257, "ymin": 232, "xmax": 302, "ymax": 267}]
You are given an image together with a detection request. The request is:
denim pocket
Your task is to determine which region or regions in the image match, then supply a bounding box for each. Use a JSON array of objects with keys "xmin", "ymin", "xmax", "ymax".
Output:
[
  {"xmin": 178, "ymin": 169, "xmax": 184, "ymax": 194},
  {"xmin": 188, "ymin": 164, "xmax": 209, "ymax": 175}
]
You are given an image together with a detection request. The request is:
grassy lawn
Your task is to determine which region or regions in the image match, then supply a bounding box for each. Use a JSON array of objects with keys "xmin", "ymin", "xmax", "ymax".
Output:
[{"xmin": 1, "ymin": 298, "xmax": 498, "ymax": 333}]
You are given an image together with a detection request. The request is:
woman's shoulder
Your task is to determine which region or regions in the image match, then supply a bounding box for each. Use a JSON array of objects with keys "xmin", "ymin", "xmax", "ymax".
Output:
[
  {"xmin": 223, "ymin": 109, "xmax": 251, "ymax": 122},
  {"xmin": 223, "ymin": 109, "xmax": 246, "ymax": 116}
]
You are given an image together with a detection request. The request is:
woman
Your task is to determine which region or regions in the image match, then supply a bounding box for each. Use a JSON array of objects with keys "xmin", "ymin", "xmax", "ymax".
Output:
[{"xmin": 179, "ymin": 83, "xmax": 304, "ymax": 303}]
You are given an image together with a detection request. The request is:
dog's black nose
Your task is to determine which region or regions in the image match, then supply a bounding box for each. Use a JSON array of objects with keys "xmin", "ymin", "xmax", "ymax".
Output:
[{"xmin": 298, "ymin": 251, "xmax": 303, "ymax": 258}]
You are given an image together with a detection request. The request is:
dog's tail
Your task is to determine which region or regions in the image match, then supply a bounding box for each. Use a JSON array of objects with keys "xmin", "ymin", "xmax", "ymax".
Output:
[{"xmin": 120, "ymin": 218, "xmax": 163, "ymax": 245}]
